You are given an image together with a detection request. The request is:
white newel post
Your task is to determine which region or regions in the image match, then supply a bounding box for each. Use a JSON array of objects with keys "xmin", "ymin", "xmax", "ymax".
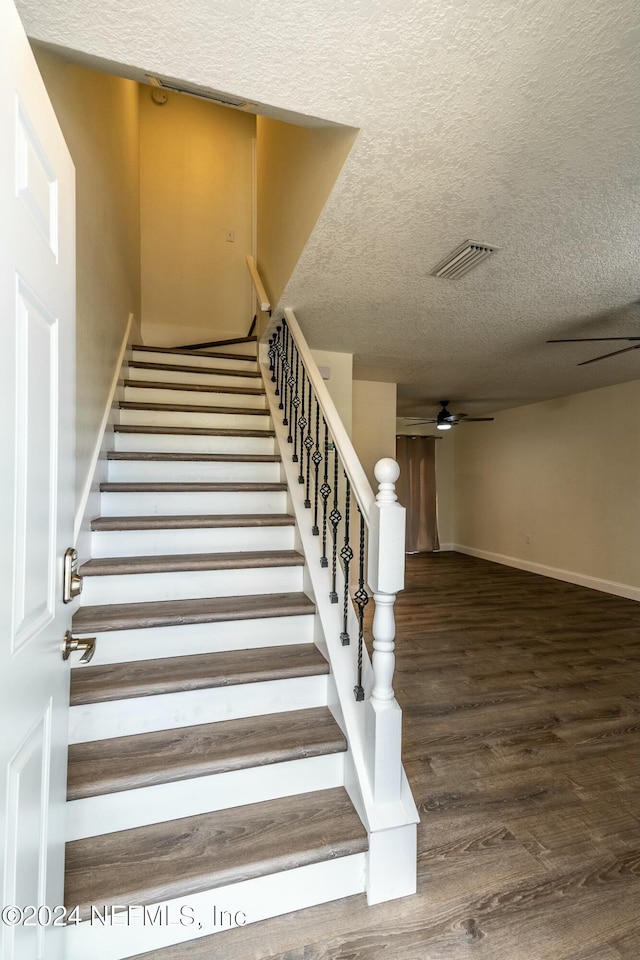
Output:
[{"xmin": 366, "ymin": 458, "xmax": 406, "ymax": 805}]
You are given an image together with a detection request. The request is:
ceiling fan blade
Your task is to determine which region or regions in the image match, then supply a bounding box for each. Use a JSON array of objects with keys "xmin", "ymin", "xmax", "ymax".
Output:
[
  {"xmin": 461, "ymin": 417, "xmax": 495, "ymax": 422},
  {"xmin": 577, "ymin": 343, "xmax": 640, "ymax": 366},
  {"xmin": 547, "ymin": 337, "xmax": 640, "ymax": 343},
  {"xmin": 403, "ymin": 418, "xmax": 437, "ymax": 423}
]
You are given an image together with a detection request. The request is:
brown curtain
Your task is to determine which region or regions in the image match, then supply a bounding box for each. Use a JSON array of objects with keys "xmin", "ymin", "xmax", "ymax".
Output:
[{"xmin": 395, "ymin": 436, "xmax": 440, "ymax": 552}]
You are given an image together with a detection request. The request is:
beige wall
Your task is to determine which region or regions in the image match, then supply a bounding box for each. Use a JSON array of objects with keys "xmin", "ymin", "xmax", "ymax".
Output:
[
  {"xmin": 33, "ymin": 49, "xmax": 141, "ymax": 508},
  {"xmin": 434, "ymin": 435, "xmax": 456, "ymax": 547},
  {"xmin": 139, "ymin": 91, "xmax": 256, "ymax": 346},
  {"xmin": 256, "ymin": 117, "xmax": 357, "ymax": 306},
  {"xmin": 352, "ymin": 381, "xmax": 397, "ymax": 489},
  {"xmin": 453, "ymin": 381, "xmax": 640, "ymax": 595},
  {"xmin": 311, "ymin": 349, "xmax": 353, "ymax": 436}
]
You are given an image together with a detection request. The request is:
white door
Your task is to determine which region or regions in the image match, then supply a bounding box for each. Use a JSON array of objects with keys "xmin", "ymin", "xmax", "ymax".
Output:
[{"xmin": 0, "ymin": 1, "xmax": 75, "ymax": 958}]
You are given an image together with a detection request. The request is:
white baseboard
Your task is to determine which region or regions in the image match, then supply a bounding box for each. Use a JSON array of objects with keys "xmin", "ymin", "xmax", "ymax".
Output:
[
  {"xmin": 74, "ymin": 314, "xmax": 136, "ymax": 552},
  {"xmin": 452, "ymin": 543, "xmax": 640, "ymax": 602}
]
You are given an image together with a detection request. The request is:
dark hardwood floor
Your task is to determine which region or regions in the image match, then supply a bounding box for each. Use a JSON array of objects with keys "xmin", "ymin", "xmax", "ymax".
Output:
[{"xmin": 135, "ymin": 552, "xmax": 640, "ymax": 960}]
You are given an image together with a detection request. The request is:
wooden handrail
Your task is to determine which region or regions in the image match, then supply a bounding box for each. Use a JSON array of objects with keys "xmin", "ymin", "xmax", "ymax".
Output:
[{"xmin": 246, "ymin": 255, "xmax": 270, "ymax": 314}]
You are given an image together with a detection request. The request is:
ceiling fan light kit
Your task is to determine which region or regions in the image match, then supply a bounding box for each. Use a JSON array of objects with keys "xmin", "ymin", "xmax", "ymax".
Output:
[{"xmin": 404, "ymin": 401, "xmax": 495, "ymax": 427}]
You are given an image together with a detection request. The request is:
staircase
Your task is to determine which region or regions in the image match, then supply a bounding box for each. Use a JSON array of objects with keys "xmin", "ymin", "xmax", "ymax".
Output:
[{"xmin": 64, "ymin": 337, "xmax": 369, "ymax": 958}]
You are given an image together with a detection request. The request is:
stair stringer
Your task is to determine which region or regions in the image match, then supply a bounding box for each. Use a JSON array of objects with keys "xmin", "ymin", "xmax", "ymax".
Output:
[
  {"xmin": 74, "ymin": 313, "xmax": 137, "ymax": 559},
  {"xmin": 260, "ymin": 352, "xmax": 419, "ymax": 905}
]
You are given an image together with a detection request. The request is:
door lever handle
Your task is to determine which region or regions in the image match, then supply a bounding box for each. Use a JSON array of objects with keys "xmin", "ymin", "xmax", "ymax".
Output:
[{"xmin": 62, "ymin": 631, "xmax": 96, "ymax": 664}]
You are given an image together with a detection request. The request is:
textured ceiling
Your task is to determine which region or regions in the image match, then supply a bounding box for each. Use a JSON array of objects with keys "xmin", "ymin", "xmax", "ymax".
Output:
[{"xmin": 17, "ymin": 0, "xmax": 640, "ymax": 417}]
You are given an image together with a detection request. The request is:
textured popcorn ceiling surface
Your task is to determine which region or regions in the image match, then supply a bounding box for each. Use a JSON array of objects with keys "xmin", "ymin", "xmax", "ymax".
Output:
[{"xmin": 17, "ymin": 0, "xmax": 640, "ymax": 416}]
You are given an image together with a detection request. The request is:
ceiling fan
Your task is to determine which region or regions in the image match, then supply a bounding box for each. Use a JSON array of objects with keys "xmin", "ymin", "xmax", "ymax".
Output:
[
  {"xmin": 404, "ymin": 400, "xmax": 495, "ymax": 431},
  {"xmin": 547, "ymin": 334, "xmax": 640, "ymax": 365}
]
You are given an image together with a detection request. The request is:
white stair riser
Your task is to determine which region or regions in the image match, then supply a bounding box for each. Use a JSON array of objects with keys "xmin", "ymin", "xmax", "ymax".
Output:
[
  {"xmin": 74, "ymin": 615, "xmax": 315, "ymax": 666},
  {"xmin": 132, "ymin": 350, "xmax": 258, "ymax": 373},
  {"xmin": 107, "ymin": 459, "xmax": 281, "ymax": 484},
  {"xmin": 91, "ymin": 525, "xmax": 296, "ymax": 558},
  {"xmin": 81, "ymin": 565, "xmax": 304, "ymax": 605},
  {"xmin": 67, "ymin": 753, "xmax": 345, "ymax": 841},
  {"xmin": 64, "ymin": 855, "xmax": 366, "ymax": 960},
  {"xmin": 130, "ymin": 367, "xmax": 260, "ymax": 389},
  {"xmin": 69, "ymin": 675, "xmax": 329, "ymax": 743},
  {"xmin": 114, "ymin": 431, "xmax": 276, "ymax": 455},
  {"xmin": 119, "ymin": 408, "xmax": 271, "ymax": 430},
  {"xmin": 124, "ymin": 386, "xmax": 266, "ymax": 409},
  {"xmin": 100, "ymin": 490, "xmax": 288, "ymax": 516}
]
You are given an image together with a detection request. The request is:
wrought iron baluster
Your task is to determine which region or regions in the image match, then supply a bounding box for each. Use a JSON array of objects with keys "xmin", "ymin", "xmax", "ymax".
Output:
[
  {"xmin": 319, "ymin": 418, "xmax": 330, "ymax": 566},
  {"xmin": 340, "ymin": 474, "xmax": 353, "ymax": 645},
  {"xmin": 303, "ymin": 378, "xmax": 314, "ymax": 508},
  {"xmin": 311, "ymin": 399, "xmax": 322, "ymax": 534},
  {"xmin": 280, "ymin": 323, "xmax": 288, "ymax": 420},
  {"xmin": 286, "ymin": 328, "xmax": 295, "ymax": 437},
  {"xmin": 297, "ymin": 366, "xmax": 307, "ymax": 484},
  {"xmin": 271, "ymin": 327, "xmax": 280, "ymax": 378},
  {"xmin": 268, "ymin": 334, "xmax": 276, "ymax": 378},
  {"xmin": 353, "ymin": 507, "xmax": 368, "ymax": 700},
  {"xmin": 291, "ymin": 351, "xmax": 300, "ymax": 460},
  {"xmin": 274, "ymin": 325, "xmax": 282, "ymax": 398},
  {"xmin": 329, "ymin": 447, "xmax": 341, "ymax": 602},
  {"xmin": 277, "ymin": 325, "xmax": 285, "ymax": 409}
]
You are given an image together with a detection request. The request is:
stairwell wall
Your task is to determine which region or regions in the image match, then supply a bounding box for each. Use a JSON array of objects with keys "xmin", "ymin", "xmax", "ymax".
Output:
[
  {"xmin": 32, "ymin": 47, "xmax": 141, "ymax": 513},
  {"xmin": 139, "ymin": 90, "xmax": 256, "ymax": 347}
]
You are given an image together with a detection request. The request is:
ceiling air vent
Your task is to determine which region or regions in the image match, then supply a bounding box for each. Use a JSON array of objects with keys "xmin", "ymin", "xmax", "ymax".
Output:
[
  {"xmin": 430, "ymin": 240, "xmax": 497, "ymax": 279},
  {"xmin": 147, "ymin": 75, "xmax": 253, "ymax": 110}
]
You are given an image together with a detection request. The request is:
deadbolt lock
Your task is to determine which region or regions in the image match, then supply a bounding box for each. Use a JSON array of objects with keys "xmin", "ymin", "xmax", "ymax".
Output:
[{"xmin": 63, "ymin": 548, "xmax": 83, "ymax": 603}]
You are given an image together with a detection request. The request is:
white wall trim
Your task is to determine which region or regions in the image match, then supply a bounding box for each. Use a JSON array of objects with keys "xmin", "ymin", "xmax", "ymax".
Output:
[
  {"xmin": 452, "ymin": 543, "xmax": 640, "ymax": 602},
  {"xmin": 74, "ymin": 313, "xmax": 135, "ymax": 550}
]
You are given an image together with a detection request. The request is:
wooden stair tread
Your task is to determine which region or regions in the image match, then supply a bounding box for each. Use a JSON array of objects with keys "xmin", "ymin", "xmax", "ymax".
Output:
[
  {"xmin": 119, "ymin": 400, "xmax": 266, "ymax": 415},
  {"xmin": 107, "ymin": 451, "xmax": 281, "ymax": 462},
  {"xmin": 69, "ymin": 642, "xmax": 327, "ymax": 705},
  {"xmin": 79, "ymin": 550, "xmax": 305, "ymax": 576},
  {"xmin": 65, "ymin": 787, "xmax": 366, "ymax": 918},
  {"xmin": 91, "ymin": 513, "xmax": 296, "ymax": 531},
  {"xmin": 178, "ymin": 334, "xmax": 257, "ymax": 349},
  {"xmin": 100, "ymin": 481, "xmax": 287, "ymax": 492},
  {"xmin": 115, "ymin": 424, "xmax": 274, "ymax": 438},
  {"xmin": 67, "ymin": 707, "xmax": 346, "ymax": 799},
  {"xmin": 72, "ymin": 592, "xmax": 315, "ymax": 634},
  {"xmin": 129, "ymin": 360, "xmax": 262, "ymax": 379},
  {"xmin": 132, "ymin": 344, "xmax": 257, "ymax": 363},
  {"xmin": 124, "ymin": 379, "xmax": 265, "ymax": 396}
]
